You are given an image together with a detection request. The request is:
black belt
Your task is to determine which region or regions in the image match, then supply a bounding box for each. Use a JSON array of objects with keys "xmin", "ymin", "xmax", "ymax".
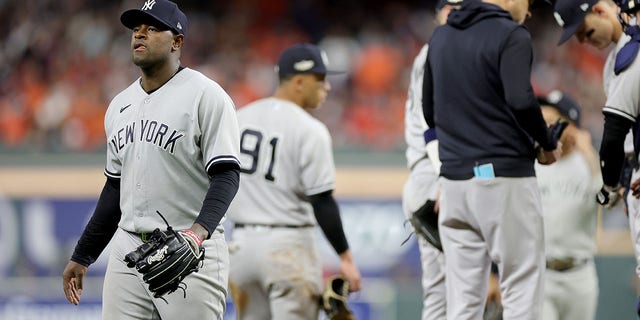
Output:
[
  {"xmin": 128, "ymin": 231, "xmax": 155, "ymax": 243},
  {"xmin": 546, "ymin": 257, "xmax": 588, "ymax": 272},
  {"xmin": 234, "ymin": 223, "xmax": 314, "ymax": 229}
]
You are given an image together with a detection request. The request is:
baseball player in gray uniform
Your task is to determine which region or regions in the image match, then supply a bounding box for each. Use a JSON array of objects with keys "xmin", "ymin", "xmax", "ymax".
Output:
[
  {"xmin": 227, "ymin": 44, "xmax": 361, "ymax": 320},
  {"xmin": 536, "ymin": 91, "xmax": 601, "ymax": 320},
  {"xmin": 402, "ymin": 1, "xmax": 459, "ymax": 319},
  {"xmin": 61, "ymin": 1, "xmax": 241, "ymax": 319},
  {"xmin": 555, "ymin": 0, "xmax": 640, "ymax": 314}
]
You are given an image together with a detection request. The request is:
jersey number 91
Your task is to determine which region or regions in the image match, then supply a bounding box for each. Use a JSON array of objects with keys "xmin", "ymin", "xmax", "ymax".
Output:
[{"xmin": 239, "ymin": 129, "xmax": 279, "ymax": 182}]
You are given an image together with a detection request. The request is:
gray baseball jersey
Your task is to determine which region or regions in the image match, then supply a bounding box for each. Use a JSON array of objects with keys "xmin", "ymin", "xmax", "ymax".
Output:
[
  {"xmin": 536, "ymin": 151, "xmax": 600, "ymax": 259},
  {"xmin": 228, "ymin": 97, "xmax": 335, "ymax": 225},
  {"xmin": 104, "ymin": 67, "xmax": 240, "ymax": 233},
  {"xmin": 228, "ymin": 97, "xmax": 334, "ymax": 319},
  {"xmin": 603, "ymin": 33, "xmax": 640, "ymax": 124},
  {"xmin": 603, "ymin": 34, "xmax": 638, "ymax": 157},
  {"xmin": 405, "ymin": 44, "xmax": 431, "ymax": 169}
]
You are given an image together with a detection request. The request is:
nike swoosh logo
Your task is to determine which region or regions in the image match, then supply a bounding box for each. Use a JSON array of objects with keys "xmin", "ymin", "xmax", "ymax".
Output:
[{"xmin": 120, "ymin": 104, "xmax": 131, "ymax": 113}]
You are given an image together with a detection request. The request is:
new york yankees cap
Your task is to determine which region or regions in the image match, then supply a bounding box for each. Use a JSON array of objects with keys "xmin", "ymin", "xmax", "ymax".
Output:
[
  {"xmin": 275, "ymin": 44, "xmax": 343, "ymax": 77},
  {"xmin": 553, "ymin": 0, "xmax": 598, "ymax": 45},
  {"xmin": 121, "ymin": 0, "xmax": 188, "ymax": 36},
  {"xmin": 538, "ymin": 90, "xmax": 582, "ymax": 127}
]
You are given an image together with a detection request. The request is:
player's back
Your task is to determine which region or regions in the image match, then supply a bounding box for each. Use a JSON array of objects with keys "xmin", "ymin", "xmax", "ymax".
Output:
[
  {"xmin": 228, "ymin": 97, "xmax": 336, "ymax": 226},
  {"xmin": 535, "ymin": 151, "xmax": 600, "ymax": 258}
]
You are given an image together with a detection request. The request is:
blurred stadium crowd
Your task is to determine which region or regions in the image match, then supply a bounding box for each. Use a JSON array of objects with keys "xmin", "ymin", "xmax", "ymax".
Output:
[{"xmin": 0, "ymin": 0, "xmax": 608, "ymax": 153}]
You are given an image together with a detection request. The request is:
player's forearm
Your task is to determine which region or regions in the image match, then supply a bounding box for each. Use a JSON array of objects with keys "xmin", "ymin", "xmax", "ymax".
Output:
[
  {"xmin": 600, "ymin": 112, "xmax": 634, "ymax": 187},
  {"xmin": 500, "ymin": 29, "xmax": 555, "ymax": 151},
  {"xmin": 309, "ymin": 190, "xmax": 350, "ymax": 255},
  {"xmin": 71, "ymin": 177, "xmax": 122, "ymax": 267},
  {"xmin": 195, "ymin": 164, "xmax": 240, "ymax": 238},
  {"xmin": 422, "ymin": 54, "xmax": 435, "ymax": 128}
]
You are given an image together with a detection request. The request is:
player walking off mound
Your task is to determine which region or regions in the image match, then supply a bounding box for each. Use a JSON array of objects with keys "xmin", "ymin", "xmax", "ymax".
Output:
[
  {"xmin": 422, "ymin": 0, "xmax": 562, "ymax": 319},
  {"xmin": 227, "ymin": 43, "xmax": 361, "ymax": 320},
  {"xmin": 536, "ymin": 91, "xmax": 601, "ymax": 320},
  {"xmin": 62, "ymin": 0, "xmax": 241, "ymax": 318}
]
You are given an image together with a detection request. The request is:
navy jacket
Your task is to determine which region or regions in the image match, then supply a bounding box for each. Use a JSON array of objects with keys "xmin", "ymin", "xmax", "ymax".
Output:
[{"xmin": 422, "ymin": 1, "xmax": 556, "ymax": 180}]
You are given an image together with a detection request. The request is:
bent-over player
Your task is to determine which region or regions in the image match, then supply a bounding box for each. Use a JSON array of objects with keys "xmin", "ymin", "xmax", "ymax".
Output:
[
  {"xmin": 227, "ymin": 44, "xmax": 361, "ymax": 320},
  {"xmin": 536, "ymin": 91, "xmax": 601, "ymax": 320},
  {"xmin": 554, "ymin": 0, "xmax": 640, "ymax": 314},
  {"xmin": 61, "ymin": 1, "xmax": 241, "ymax": 318}
]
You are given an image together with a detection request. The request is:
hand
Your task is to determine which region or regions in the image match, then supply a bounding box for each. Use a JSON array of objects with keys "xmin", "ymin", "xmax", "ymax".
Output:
[
  {"xmin": 538, "ymin": 119, "xmax": 568, "ymax": 165},
  {"xmin": 596, "ymin": 185, "xmax": 622, "ymax": 208},
  {"xmin": 339, "ymin": 251, "xmax": 361, "ymax": 292},
  {"xmin": 537, "ymin": 141, "xmax": 563, "ymax": 165},
  {"xmin": 62, "ymin": 260, "xmax": 88, "ymax": 305},
  {"xmin": 179, "ymin": 229, "xmax": 204, "ymax": 251}
]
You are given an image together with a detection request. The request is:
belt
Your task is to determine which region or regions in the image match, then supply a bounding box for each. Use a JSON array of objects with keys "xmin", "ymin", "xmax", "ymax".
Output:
[
  {"xmin": 234, "ymin": 223, "xmax": 314, "ymax": 229},
  {"xmin": 546, "ymin": 257, "xmax": 588, "ymax": 272},
  {"xmin": 128, "ymin": 231, "xmax": 155, "ymax": 243}
]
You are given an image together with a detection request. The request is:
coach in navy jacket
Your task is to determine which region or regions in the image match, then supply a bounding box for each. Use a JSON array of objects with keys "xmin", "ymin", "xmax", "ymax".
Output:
[
  {"xmin": 423, "ymin": 0, "xmax": 558, "ymax": 180},
  {"xmin": 421, "ymin": 0, "xmax": 561, "ymax": 319}
]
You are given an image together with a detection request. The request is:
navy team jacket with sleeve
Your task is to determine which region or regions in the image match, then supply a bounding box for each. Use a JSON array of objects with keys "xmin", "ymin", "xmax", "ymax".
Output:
[{"xmin": 422, "ymin": 1, "xmax": 555, "ymax": 180}]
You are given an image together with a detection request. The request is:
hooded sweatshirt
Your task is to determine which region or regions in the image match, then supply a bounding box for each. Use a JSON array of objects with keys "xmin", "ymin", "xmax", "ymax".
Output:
[{"xmin": 422, "ymin": 1, "xmax": 556, "ymax": 180}]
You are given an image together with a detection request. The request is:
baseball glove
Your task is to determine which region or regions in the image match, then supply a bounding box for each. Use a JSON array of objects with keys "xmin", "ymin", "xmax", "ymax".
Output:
[
  {"xmin": 124, "ymin": 212, "xmax": 205, "ymax": 299},
  {"xmin": 408, "ymin": 199, "xmax": 442, "ymax": 251},
  {"xmin": 321, "ymin": 275, "xmax": 355, "ymax": 320}
]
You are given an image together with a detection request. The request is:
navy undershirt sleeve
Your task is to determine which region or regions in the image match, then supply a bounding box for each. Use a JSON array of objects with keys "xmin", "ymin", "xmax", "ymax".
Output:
[
  {"xmin": 196, "ymin": 163, "xmax": 240, "ymax": 238},
  {"xmin": 422, "ymin": 52, "xmax": 435, "ymax": 129},
  {"xmin": 600, "ymin": 112, "xmax": 634, "ymax": 187},
  {"xmin": 71, "ymin": 177, "xmax": 122, "ymax": 267},
  {"xmin": 309, "ymin": 190, "xmax": 350, "ymax": 255},
  {"xmin": 500, "ymin": 27, "xmax": 556, "ymax": 151}
]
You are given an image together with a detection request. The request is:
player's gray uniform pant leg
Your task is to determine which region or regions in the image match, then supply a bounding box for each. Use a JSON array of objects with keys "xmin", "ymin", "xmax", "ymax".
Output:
[
  {"xmin": 102, "ymin": 228, "xmax": 229, "ymax": 320},
  {"xmin": 229, "ymin": 227, "xmax": 322, "ymax": 320},
  {"xmin": 439, "ymin": 177, "xmax": 544, "ymax": 320},
  {"xmin": 628, "ymin": 169, "xmax": 640, "ymax": 279},
  {"xmin": 542, "ymin": 261, "xmax": 598, "ymax": 320},
  {"xmin": 402, "ymin": 160, "xmax": 445, "ymax": 320}
]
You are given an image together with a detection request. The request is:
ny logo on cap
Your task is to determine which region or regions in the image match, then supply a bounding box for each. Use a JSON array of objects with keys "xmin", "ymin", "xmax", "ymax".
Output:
[
  {"xmin": 142, "ymin": 0, "xmax": 156, "ymax": 11},
  {"xmin": 294, "ymin": 60, "xmax": 315, "ymax": 71},
  {"xmin": 553, "ymin": 12, "xmax": 564, "ymax": 27}
]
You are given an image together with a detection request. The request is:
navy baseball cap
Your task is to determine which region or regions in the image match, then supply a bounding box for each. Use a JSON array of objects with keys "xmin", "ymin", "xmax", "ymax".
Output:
[
  {"xmin": 553, "ymin": 0, "xmax": 598, "ymax": 44},
  {"xmin": 121, "ymin": 0, "xmax": 188, "ymax": 36},
  {"xmin": 538, "ymin": 90, "xmax": 582, "ymax": 126},
  {"xmin": 275, "ymin": 44, "xmax": 343, "ymax": 77}
]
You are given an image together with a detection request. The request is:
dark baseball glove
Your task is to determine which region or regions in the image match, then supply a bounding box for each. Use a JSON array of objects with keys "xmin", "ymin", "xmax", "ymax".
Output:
[
  {"xmin": 124, "ymin": 212, "xmax": 205, "ymax": 299},
  {"xmin": 408, "ymin": 199, "xmax": 442, "ymax": 251},
  {"xmin": 321, "ymin": 275, "xmax": 355, "ymax": 320}
]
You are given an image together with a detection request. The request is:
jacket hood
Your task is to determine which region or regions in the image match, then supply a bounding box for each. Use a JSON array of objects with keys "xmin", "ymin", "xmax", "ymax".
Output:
[{"xmin": 447, "ymin": 1, "xmax": 514, "ymax": 29}]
